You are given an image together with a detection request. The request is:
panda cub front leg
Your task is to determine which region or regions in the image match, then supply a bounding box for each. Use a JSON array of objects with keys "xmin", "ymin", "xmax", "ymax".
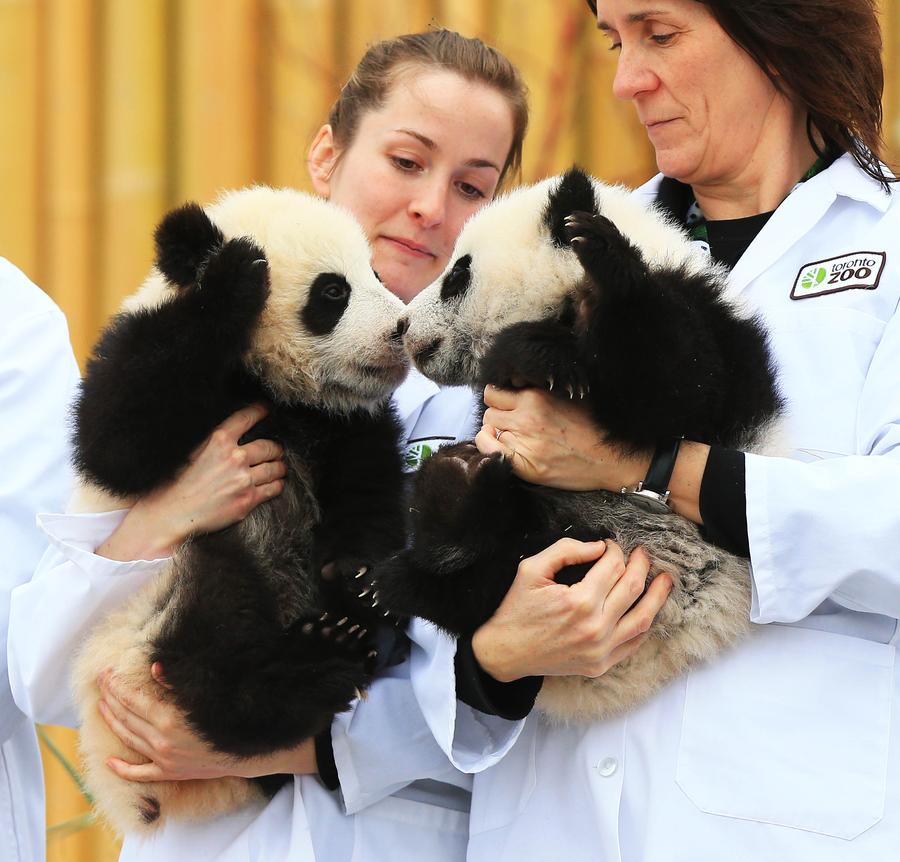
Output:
[{"xmin": 478, "ymin": 316, "xmax": 590, "ymax": 401}]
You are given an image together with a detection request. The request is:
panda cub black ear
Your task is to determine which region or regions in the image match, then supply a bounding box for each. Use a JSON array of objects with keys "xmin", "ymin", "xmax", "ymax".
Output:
[
  {"xmin": 545, "ymin": 166, "xmax": 598, "ymax": 248},
  {"xmin": 154, "ymin": 202, "xmax": 225, "ymax": 288}
]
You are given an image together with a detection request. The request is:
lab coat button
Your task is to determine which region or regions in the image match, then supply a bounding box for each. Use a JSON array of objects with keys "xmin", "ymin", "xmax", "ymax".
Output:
[{"xmin": 596, "ymin": 757, "xmax": 618, "ymax": 777}]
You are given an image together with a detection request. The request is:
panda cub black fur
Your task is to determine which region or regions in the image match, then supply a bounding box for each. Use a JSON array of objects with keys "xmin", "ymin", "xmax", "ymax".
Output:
[
  {"xmin": 72, "ymin": 187, "xmax": 409, "ymax": 834},
  {"xmin": 375, "ymin": 167, "xmax": 783, "ymax": 723}
]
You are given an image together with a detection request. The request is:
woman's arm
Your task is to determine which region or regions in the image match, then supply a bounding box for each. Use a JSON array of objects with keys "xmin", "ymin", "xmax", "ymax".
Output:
[
  {"xmin": 471, "ymin": 539, "xmax": 671, "ymax": 682},
  {"xmin": 96, "ymin": 664, "xmax": 317, "ymax": 782},
  {"xmin": 475, "ymin": 384, "xmax": 709, "ymax": 524},
  {"xmin": 8, "ymin": 406, "xmax": 285, "ymax": 727},
  {"xmin": 98, "ymin": 403, "xmax": 285, "ymax": 561}
]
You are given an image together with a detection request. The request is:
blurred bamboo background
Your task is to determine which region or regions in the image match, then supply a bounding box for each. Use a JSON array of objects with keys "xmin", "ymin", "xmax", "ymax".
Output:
[{"xmin": 0, "ymin": 1, "xmax": 897, "ymax": 859}]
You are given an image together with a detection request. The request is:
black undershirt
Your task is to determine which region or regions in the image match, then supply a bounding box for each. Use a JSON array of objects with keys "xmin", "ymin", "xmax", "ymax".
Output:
[{"xmin": 704, "ymin": 210, "xmax": 775, "ymax": 269}]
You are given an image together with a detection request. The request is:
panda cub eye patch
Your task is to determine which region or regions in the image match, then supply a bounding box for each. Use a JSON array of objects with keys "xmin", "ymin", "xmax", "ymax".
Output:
[
  {"xmin": 440, "ymin": 254, "xmax": 472, "ymax": 301},
  {"xmin": 302, "ymin": 273, "xmax": 352, "ymax": 335}
]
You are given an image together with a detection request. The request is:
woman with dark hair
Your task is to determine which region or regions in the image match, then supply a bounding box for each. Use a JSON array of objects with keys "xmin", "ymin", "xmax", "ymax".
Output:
[{"xmin": 413, "ymin": 2, "xmax": 900, "ymax": 860}]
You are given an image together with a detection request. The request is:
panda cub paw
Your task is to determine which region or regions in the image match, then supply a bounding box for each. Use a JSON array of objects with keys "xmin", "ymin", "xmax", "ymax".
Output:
[
  {"xmin": 413, "ymin": 442, "xmax": 515, "ymax": 532},
  {"xmin": 564, "ymin": 210, "xmax": 647, "ymax": 299},
  {"xmin": 480, "ymin": 321, "xmax": 590, "ymax": 399},
  {"xmin": 198, "ymin": 237, "xmax": 271, "ymax": 323},
  {"xmin": 298, "ymin": 613, "xmax": 380, "ymax": 674}
]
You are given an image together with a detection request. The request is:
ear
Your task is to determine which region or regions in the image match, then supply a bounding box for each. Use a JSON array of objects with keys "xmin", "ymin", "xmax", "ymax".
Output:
[
  {"xmin": 544, "ymin": 166, "xmax": 598, "ymax": 247},
  {"xmin": 307, "ymin": 124, "xmax": 339, "ymax": 197},
  {"xmin": 154, "ymin": 203, "xmax": 225, "ymax": 288}
]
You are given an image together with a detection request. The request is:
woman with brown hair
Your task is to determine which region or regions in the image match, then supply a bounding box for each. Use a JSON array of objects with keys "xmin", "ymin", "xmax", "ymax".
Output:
[{"xmin": 411, "ymin": 2, "xmax": 900, "ymax": 860}]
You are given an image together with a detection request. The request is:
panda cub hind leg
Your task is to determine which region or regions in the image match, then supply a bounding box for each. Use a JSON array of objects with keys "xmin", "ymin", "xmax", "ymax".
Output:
[{"xmin": 374, "ymin": 443, "xmax": 530, "ymax": 635}]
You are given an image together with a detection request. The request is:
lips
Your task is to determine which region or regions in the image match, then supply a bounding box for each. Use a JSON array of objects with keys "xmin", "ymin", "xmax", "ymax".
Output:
[{"xmin": 381, "ymin": 236, "xmax": 436, "ymax": 259}]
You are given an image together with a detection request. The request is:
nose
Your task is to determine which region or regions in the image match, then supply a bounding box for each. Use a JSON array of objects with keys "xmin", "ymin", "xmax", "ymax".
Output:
[
  {"xmin": 410, "ymin": 178, "xmax": 448, "ymax": 228},
  {"xmin": 611, "ymin": 45, "xmax": 657, "ymax": 102}
]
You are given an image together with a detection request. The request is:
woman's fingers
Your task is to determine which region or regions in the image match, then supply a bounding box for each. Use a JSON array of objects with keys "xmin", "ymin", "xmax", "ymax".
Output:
[
  {"xmin": 597, "ymin": 546, "xmax": 652, "ymax": 619},
  {"xmin": 248, "ymin": 458, "xmax": 287, "ymax": 487},
  {"xmin": 482, "ymin": 383, "xmax": 522, "ymax": 410},
  {"xmin": 241, "ymin": 437, "xmax": 284, "ymax": 468},
  {"xmin": 572, "ymin": 540, "xmax": 627, "ymax": 603},
  {"xmin": 474, "ymin": 423, "xmax": 503, "ymax": 455},
  {"xmin": 517, "ymin": 537, "xmax": 608, "ymax": 584},
  {"xmin": 106, "ymin": 757, "xmax": 165, "ymax": 783},
  {"xmin": 611, "ymin": 569, "xmax": 673, "ymax": 647},
  {"xmin": 98, "ymin": 700, "xmax": 156, "ymax": 760},
  {"xmin": 588, "ymin": 632, "xmax": 650, "ymax": 678},
  {"xmin": 101, "ymin": 671, "xmax": 158, "ymax": 721},
  {"xmin": 218, "ymin": 403, "xmax": 269, "ymax": 440}
]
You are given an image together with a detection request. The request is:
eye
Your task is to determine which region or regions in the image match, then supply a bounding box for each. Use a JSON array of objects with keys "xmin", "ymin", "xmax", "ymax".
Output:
[
  {"xmin": 440, "ymin": 254, "xmax": 473, "ymax": 301},
  {"xmin": 650, "ymin": 32, "xmax": 676, "ymax": 46},
  {"xmin": 303, "ymin": 273, "xmax": 352, "ymax": 336},
  {"xmin": 390, "ymin": 155, "xmax": 421, "ymax": 173},
  {"xmin": 456, "ymin": 181, "xmax": 486, "ymax": 201},
  {"xmin": 323, "ymin": 281, "xmax": 349, "ymax": 301}
]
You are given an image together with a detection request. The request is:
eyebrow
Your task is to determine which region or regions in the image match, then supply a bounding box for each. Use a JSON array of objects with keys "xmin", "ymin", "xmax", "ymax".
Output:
[
  {"xmin": 393, "ymin": 128, "xmax": 501, "ymax": 173},
  {"xmin": 597, "ymin": 10, "xmax": 667, "ymax": 30}
]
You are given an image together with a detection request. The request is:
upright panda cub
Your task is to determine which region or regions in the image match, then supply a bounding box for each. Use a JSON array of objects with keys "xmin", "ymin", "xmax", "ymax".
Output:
[
  {"xmin": 375, "ymin": 167, "xmax": 783, "ymax": 723},
  {"xmin": 72, "ymin": 187, "xmax": 409, "ymax": 835}
]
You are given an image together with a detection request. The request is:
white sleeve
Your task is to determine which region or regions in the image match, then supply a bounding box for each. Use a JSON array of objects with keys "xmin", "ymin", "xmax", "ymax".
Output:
[
  {"xmin": 8, "ymin": 511, "xmax": 167, "ymax": 727},
  {"xmin": 0, "ymin": 304, "xmax": 79, "ymax": 742},
  {"xmin": 747, "ymin": 304, "xmax": 900, "ymax": 622},
  {"xmin": 331, "ymin": 619, "xmax": 524, "ymax": 814}
]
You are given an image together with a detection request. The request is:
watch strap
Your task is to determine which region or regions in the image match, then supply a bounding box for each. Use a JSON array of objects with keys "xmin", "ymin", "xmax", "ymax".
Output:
[{"xmin": 642, "ymin": 438, "xmax": 683, "ymax": 495}]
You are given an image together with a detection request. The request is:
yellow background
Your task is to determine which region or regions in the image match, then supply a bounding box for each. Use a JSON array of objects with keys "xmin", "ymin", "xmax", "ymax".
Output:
[{"xmin": 0, "ymin": 1, "xmax": 897, "ymax": 859}]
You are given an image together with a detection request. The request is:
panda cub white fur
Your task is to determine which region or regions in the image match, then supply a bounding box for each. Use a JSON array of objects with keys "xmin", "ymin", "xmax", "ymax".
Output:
[
  {"xmin": 72, "ymin": 187, "xmax": 409, "ymax": 834},
  {"xmin": 374, "ymin": 167, "xmax": 783, "ymax": 723}
]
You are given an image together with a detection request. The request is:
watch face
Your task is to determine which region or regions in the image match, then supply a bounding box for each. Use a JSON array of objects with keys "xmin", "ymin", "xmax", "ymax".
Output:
[{"xmin": 622, "ymin": 490, "xmax": 672, "ymax": 515}]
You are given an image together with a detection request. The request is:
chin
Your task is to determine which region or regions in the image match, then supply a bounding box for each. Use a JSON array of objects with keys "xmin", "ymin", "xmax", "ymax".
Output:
[
  {"xmin": 653, "ymin": 146, "xmax": 702, "ymax": 186},
  {"xmin": 378, "ymin": 263, "xmax": 439, "ymax": 304}
]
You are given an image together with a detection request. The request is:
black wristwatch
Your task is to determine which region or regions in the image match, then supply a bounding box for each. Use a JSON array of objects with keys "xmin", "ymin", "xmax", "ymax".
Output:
[{"xmin": 620, "ymin": 439, "xmax": 683, "ymax": 514}]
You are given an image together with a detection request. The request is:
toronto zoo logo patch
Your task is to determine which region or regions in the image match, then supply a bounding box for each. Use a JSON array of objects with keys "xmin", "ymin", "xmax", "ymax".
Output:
[{"xmin": 791, "ymin": 251, "xmax": 886, "ymax": 300}]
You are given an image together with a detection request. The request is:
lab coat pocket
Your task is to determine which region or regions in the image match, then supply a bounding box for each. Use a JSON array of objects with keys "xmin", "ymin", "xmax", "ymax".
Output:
[
  {"xmin": 676, "ymin": 624, "xmax": 893, "ymax": 839},
  {"xmin": 468, "ymin": 718, "xmax": 537, "ymax": 835}
]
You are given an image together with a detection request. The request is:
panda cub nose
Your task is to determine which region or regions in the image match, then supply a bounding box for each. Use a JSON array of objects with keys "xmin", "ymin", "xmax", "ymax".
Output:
[{"xmin": 392, "ymin": 316, "xmax": 410, "ymax": 342}]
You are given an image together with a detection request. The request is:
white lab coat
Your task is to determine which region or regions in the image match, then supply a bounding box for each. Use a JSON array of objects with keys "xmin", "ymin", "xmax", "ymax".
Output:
[
  {"xmin": 0, "ymin": 258, "xmax": 79, "ymax": 862},
  {"xmin": 410, "ymin": 154, "xmax": 900, "ymax": 861},
  {"xmin": 8, "ymin": 369, "xmax": 519, "ymax": 861}
]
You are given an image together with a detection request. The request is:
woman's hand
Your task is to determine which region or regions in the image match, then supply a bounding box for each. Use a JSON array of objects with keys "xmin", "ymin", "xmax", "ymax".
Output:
[
  {"xmin": 476, "ymin": 385, "xmax": 709, "ymax": 522},
  {"xmin": 471, "ymin": 538, "xmax": 672, "ymax": 682},
  {"xmin": 97, "ymin": 663, "xmax": 318, "ymax": 781},
  {"xmin": 476, "ymin": 386, "xmax": 650, "ymax": 493},
  {"xmin": 98, "ymin": 403, "xmax": 286, "ymax": 561}
]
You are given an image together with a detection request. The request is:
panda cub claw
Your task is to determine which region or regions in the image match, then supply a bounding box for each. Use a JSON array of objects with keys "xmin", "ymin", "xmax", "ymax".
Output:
[{"xmin": 298, "ymin": 614, "xmax": 372, "ymax": 658}]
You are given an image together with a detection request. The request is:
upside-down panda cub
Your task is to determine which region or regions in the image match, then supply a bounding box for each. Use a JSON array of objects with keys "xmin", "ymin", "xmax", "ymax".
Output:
[
  {"xmin": 72, "ymin": 187, "xmax": 409, "ymax": 834},
  {"xmin": 375, "ymin": 167, "xmax": 784, "ymax": 723}
]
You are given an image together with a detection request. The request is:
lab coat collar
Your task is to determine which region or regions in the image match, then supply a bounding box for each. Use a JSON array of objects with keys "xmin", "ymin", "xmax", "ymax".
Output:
[
  {"xmin": 392, "ymin": 367, "xmax": 440, "ymax": 425},
  {"xmin": 823, "ymin": 152, "xmax": 893, "ymax": 213},
  {"xmin": 634, "ymin": 154, "xmax": 892, "ymax": 295}
]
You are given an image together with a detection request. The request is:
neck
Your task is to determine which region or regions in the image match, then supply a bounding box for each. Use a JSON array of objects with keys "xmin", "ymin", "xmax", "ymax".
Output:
[{"xmin": 692, "ymin": 108, "xmax": 819, "ymax": 221}]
